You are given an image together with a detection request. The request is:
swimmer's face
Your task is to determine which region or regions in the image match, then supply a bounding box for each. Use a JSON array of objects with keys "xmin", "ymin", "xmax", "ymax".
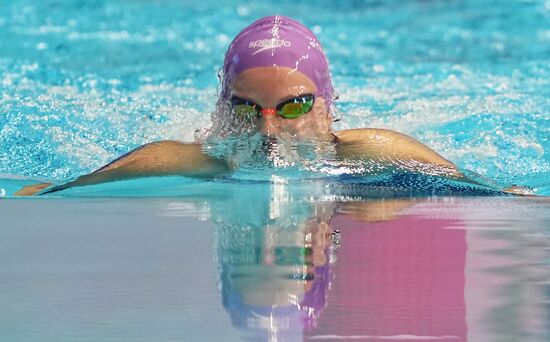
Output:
[
  {"xmin": 231, "ymin": 66, "xmax": 333, "ymax": 139},
  {"xmin": 228, "ymin": 228, "xmax": 313, "ymax": 306},
  {"xmin": 227, "ymin": 219, "xmax": 330, "ymax": 306}
]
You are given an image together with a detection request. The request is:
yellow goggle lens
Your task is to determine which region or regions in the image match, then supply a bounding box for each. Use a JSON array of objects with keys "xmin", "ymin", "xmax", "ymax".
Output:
[{"xmin": 278, "ymin": 98, "xmax": 314, "ymax": 119}]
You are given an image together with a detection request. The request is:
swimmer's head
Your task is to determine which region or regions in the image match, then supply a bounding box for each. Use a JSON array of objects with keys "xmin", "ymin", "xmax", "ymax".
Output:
[
  {"xmin": 217, "ymin": 210, "xmax": 335, "ymax": 337},
  {"xmin": 220, "ymin": 15, "xmax": 334, "ymax": 107},
  {"xmin": 203, "ymin": 16, "xmax": 337, "ymax": 141}
]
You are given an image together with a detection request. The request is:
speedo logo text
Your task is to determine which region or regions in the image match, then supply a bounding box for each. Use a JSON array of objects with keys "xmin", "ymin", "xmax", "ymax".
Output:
[{"xmin": 248, "ymin": 39, "xmax": 291, "ymax": 55}]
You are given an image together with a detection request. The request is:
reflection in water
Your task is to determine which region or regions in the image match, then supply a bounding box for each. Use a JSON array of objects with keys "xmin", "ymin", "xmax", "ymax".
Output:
[
  {"xmin": 463, "ymin": 209, "xmax": 550, "ymax": 342},
  {"xmin": 200, "ymin": 181, "xmax": 550, "ymax": 341},
  {"xmin": 1, "ymin": 184, "xmax": 548, "ymax": 341},
  {"xmin": 310, "ymin": 213, "xmax": 467, "ymax": 341},
  {"xmin": 212, "ymin": 181, "xmax": 338, "ymax": 340}
]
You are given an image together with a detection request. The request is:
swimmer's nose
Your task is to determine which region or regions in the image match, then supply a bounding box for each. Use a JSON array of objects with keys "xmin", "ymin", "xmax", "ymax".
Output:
[
  {"xmin": 260, "ymin": 108, "xmax": 277, "ymax": 116},
  {"xmin": 260, "ymin": 109, "xmax": 280, "ymax": 136}
]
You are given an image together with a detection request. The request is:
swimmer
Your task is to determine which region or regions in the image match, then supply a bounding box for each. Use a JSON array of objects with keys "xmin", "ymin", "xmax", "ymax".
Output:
[{"xmin": 15, "ymin": 15, "xmax": 519, "ymax": 196}]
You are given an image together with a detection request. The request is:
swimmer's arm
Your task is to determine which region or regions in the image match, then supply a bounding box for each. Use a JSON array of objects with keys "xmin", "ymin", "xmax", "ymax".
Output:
[
  {"xmin": 333, "ymin": 127, "xmax": 509, "ymax": 191},
  {"xmin": 334, "ymin": 129, "xmax": 534, "ymax": 194},
  {"xmin": 335, "ymin": 128, "xmax": 460, "ymax": 174},
  {"xmin": 15, "ymin": 140, "xmax": 229, "ymax": 195}
]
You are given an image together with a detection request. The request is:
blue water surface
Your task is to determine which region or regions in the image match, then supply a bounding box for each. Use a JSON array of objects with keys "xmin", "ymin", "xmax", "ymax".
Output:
[{"xmin": 0, "ymin": 0, "xmax": 549, "ymax": 194}]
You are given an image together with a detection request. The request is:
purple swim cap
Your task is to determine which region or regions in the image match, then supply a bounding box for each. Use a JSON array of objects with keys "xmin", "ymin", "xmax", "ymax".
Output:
[{"xmin": 221, "ymin": 15, "xmax": 334, "ymax": 107}]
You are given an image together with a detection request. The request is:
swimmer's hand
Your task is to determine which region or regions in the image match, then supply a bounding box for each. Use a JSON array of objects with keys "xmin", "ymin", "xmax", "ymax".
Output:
[
  {"xmin": 503, "ymin": 185, "xmax": 536, "ymax": 196},
  {"xmin": 19, "ymin": 140, "xmax": 229, "ymax": 195},
  {"xmin": 14, "ymin": 182, "xmax": 53, "ymax": 196}
]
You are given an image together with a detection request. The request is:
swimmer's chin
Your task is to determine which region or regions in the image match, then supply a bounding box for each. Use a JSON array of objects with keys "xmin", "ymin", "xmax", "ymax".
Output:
[{"xmin": 222, "ymin": 135, "xmax": 337, "ymax": 172}]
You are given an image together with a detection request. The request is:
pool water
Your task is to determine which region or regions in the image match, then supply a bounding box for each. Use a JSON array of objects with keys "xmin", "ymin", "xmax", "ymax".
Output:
[
  {"xmin": 0, "ymin": 0, "xmax": 548, "ymax": 193},
  {"xmin": 1, "ymin": 0, "xmax": 550, "ymax": 341},
  {"xmin": 1, "ymin": 193, "xmax": 549, "ymax": 341}
]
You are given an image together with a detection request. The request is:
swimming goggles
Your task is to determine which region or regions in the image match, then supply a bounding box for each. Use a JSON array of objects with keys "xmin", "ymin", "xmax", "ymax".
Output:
[{"xmin": 230, "ymin": 94, "xmax": 315, "ymax": 120}]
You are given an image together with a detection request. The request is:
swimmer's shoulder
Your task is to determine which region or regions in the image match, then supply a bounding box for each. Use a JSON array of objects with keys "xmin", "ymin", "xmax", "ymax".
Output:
[
  {"xmin": 334, "ymin": 128, "xmax": 456, "ymax": 168},
  {"xmin": 334, "ymin": 128, "xmax": 430, "ymax": 152},
  {"xmin": 335, "ymin": 128, "xmax": 407, "ymax": 143}
]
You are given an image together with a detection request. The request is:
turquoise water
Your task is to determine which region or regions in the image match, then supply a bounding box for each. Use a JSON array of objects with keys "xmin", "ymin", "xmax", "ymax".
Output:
[
  {"xmin": 1, "ymin": 192, "xmax": 550, "ymax": 341},
  {"xmin": 0, "ymin": 0, "xmax": 549, "ymax": 194},
  {"xmin": 1, "ymin": 1, "xmax": 550, "ymax": 341}
]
